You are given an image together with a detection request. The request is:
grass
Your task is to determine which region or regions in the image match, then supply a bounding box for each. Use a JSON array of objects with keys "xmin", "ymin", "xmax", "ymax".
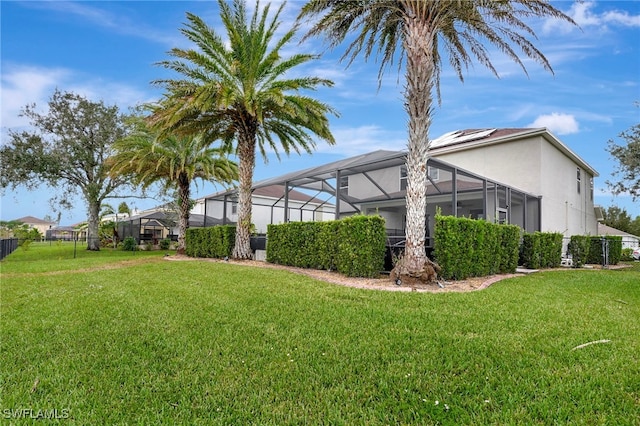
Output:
[{"xmin": 1, "ymin": 243, "xmax": 639, "ymax": 424}]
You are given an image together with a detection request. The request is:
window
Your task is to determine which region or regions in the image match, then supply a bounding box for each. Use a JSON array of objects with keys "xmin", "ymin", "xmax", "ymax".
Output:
[
  {"xmin": 339, "ymin": 175, "xmax": 349, "ymax": 191},
  {"xmin": 590, "ymin": 177, "xmax": 594, "ymax": 201},
  {"xmin": 400, "ymin": 166, "xmax": 408, "ymax": 191},
  {"xmin": 577, "ymin": 167, "xmax": 581, "ymax": 194},
  {"xmin": 428, "ymin": 166, "xmax": 440, "ymax": 181},
  {"xmin": 231, "ymin": 202, "xmax": 237, "ymax": 215}
]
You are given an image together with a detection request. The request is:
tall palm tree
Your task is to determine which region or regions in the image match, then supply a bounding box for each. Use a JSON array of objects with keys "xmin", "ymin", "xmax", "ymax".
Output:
[
  {"xmin": 109, "ymin": 118, "xmax": 238, "ymax": 254},
  {"xmin": 149, "ymin": 0, "xmax": 337, "ymax": 259},
  {"xmin": 299, "ymin": 0, "xmax": 575, "ymax": 274}
]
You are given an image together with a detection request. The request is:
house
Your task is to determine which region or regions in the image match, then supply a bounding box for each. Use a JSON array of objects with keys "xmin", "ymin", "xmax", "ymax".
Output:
[
  {"xmin": 597, "ymin": 223, "xmax": 640, "ymax": 250},
  {"xmin": 14, "ymin": 216, "xmax": 55, "ymax": 236},
  {"xmin": 115, "ymin": 209, "xmax": 226, "ymax": 244},
  {"xmin": 429, "ymin": 128, "xmax": 599, "ymax": 237},
  {"xmin": 233, "ymin": 128, "xmax": 598, "ymax": 248}
]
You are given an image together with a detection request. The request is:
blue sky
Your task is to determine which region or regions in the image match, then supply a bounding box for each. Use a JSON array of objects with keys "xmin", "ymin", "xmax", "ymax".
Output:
[{"xmin": 1, "ymin": 0, "xmax": 639, "ymax": 225}]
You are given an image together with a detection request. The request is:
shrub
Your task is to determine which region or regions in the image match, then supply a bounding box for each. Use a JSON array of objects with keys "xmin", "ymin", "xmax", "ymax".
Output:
[
  {"xmin": 567, "ymin": 235, "xmax": 590, "ymax": 268},
  {"xmin": 159, "ymin": 238, "xmax": 171, "ymax": 250},
  {"xmin": 336, "ymin": 215, "xmax": 386, "ymax": 278},
  {"xmin": 520, "ymin": 232, "xmax": 562, "ymax": 269},
  {"xmin": 587, "ymin": 236, "xmax": 622, "ymax": 266},
  {"xmin": 267, "ymin": 215, "xmax": 386, "ymax": 278},
  {"xmin": 121, "ymin": 236, "xmax": 137, "ymax": 251},
  {"xmin": 621, "ymin": 248, "xmax": 634, "ymax": 261},
  {"xmin": 434, "ymin": 215, "xmax": 520, "ymax": 280},
  {"xmin": 185, "ymin": 226, "xmax": 235, "ymax": 258}
]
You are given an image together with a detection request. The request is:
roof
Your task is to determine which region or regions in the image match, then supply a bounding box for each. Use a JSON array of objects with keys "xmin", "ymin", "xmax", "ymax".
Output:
[
  {"xmin": 120, "ymin": 211, "xmax": 226, "ymax": 228},
  {"xmin": 15, "ymin": 216, "xmax": 54, "ymax": 225},
  {"xmin": 597, "ymin": 223, "xmax": 640, "ymax": 239},
  {"xmin": 204, "ymin": 184, "xmax": 330, "ymax": 205},
  {"xmin": 252, "ymin": 150, "xmax": 407, "ymax": 192},
  {"xmin": 430, "ymin": 128, "xmax": 599, "ymax": 177}
]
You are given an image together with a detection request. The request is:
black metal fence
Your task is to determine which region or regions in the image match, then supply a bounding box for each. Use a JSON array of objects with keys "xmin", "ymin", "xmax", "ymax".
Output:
[{"xmin": 0, "ymin": 238, "xmax": 19, "ymax": 261}]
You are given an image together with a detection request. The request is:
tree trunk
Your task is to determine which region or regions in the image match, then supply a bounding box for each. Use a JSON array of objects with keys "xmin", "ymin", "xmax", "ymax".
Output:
[
  {"xmin": 177, "ymin": 173, "xmax": 191, "ymax": 255},
  {"xmin": 232, "ymin": 123, "xmax": 257, "ymax": 260},
  {"xmin": 87, "ymin": 199, "xmax": 101, "ymax": 251},
  {"xmin": 402, "ymin": 11, "xmax": 436, "ymax": 272}
]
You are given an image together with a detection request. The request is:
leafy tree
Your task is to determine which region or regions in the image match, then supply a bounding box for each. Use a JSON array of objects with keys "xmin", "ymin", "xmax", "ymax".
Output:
[
  {"xmin": 629, "ymin": 216, "xmax": 640, "ymax": 238},
  {"xmin": 109, "ymin": 116, "xmax": 238, "ymax": 254},
  {"xmin": 149, "ymin": 0, "xmax": 337, "ymax": 259},
  {"xmin": 607, "ymin": 121, "xmax": 640, "ymax": 201},
  {"xmin": 299, "ymin": 0, "xmax": 575, "ymax": 274},
  {"xmin": 0, "ymin": 220, "xmax": 26, "ymax": 238},
  {"xmin": 0, "ymin": 90, "xmax": 133, "ymax": 250},
  {"xmin": 602, "ymin": 205, "xmax": 633, "ymax": 233},
  {"xmin": 13, "ymin": 224, "xmax": 42, "ymax": 243}
]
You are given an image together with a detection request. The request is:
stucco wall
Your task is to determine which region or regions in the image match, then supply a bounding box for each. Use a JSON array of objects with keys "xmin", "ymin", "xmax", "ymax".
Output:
[{"xmin": 433, "ymin": 135, "xmax": 597, "ymax": 236}]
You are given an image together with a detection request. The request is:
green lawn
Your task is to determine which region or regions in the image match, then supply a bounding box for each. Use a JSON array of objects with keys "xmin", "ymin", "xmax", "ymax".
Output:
[{"xmin": 1, "ymin": 243, "xmax": 639, "ymax": 424}]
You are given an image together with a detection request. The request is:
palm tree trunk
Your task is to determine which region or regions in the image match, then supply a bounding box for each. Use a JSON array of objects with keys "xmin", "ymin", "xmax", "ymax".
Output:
[
  {"xmin": 402, "ymin": 12, "xmax": 436, "ymax": 272},
  {"xmin": 177, "ymin": 172, "xmax": 191, "ymax": 255},
  {"xmin": 233, "ymin": 125, "xmax": 257, "ymax": 260}
]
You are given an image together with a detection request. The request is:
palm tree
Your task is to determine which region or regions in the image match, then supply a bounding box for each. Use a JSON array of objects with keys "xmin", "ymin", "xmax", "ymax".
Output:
[
  {"xmin": 299, "ymin": 0, "xmax": 576, "ymax": 274},
  {"xmin": 149, "ymin": 0, "xmax": 337, "ymax": 259},
  {"xmin": 109, "ymin": 118, "xmax": 238, "ymax": 254}
]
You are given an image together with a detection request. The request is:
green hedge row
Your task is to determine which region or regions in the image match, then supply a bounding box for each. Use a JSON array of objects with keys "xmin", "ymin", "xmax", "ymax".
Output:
[
  {"xmin": 520, "ymin": 232, "xmax": 563, "ymax": 269},
  {"xmin": 567, "ymin": 235, "xmax": 622, "ymax": 267},
  {"xmin": 185, "ymin": 225, "xmax": 236, "ymax": 258},
  {"xmin": 588, "ymin": 236, "xmax": 622, "ymax": 265},
  {"xmin": 267, "ymin": 215, "xmax": 386, "ymax": 278},
  {"xmin": 567, "ymin": 235, "xmax": 590, "ymax": 268},
  {"xmin": 433, "ymin": 216, "xmax": 521, "ymax": 280}
]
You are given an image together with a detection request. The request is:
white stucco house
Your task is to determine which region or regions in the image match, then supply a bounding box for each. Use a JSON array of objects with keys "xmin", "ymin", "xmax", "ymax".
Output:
[
  {"xmin": 235, "ymin": 127, "xmax": 599, "ymax": 249},
  {"xmin": 118, "ymin": 127, "xmax": 599, "ymax": 251}
]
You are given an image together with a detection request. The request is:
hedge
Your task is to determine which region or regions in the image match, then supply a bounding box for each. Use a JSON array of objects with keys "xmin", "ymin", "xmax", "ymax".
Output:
[
  {"xmin": 567, "ymin": 235, "xmax": 590, "ymax": 268},
  {"xmin": 433, "ymin": 216, "xmax": 520, "ymax": 280},
  {"xmin": 185, "ymin": 225, "xmax": 236, "ymax": 258},
  {"xmin": 520, "ymin": 232, "xmax": 563, "ymax": 269},
  {"xmin": 586, "ymin": 236, "xmax": 622, "ymax": 266},
  {"xmin": 267, "ymin": 215, "xmax": 385, "ymax": 278},
  {"xmin": 567, "ymin": 235, "xmax": 623, "ymax": 267}
]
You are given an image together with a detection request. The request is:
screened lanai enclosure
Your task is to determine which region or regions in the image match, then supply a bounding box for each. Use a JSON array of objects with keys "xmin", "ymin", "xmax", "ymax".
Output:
[
  {"xmin": 203, "ymin": 150, "xmax": 541, "ymax": 250},
  {"xmin": 116, "ymin": 211, "xmax": 226, "ymax": 244}
]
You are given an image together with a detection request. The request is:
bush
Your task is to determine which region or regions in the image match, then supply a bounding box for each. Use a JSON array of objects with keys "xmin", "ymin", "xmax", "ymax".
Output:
[
  {"xmin": 267, "ymin": 216, "xmax": 386, "ymax": 278},
  {"xmin": 434, "ymin": 216, "xmax": 520, "ymax": 280},
  {"xmin": 159, "ymin": 238, "xmax": 171, "ymax": 250},
  {"xmin": 185, "ymin": 226, "xmax": 235, "ymax": 258},
  {"xmin": 587, "ymin": 236, "xmax": 622, "ymax": 266},
  {"xmin": 121, "ymin": 236, "xmax": 137, "ymax": 251},
  {"xmin": 520, "ymin": 232, "xmax": 562, "ymax": 269},
  {"xmin": 567, "ymin": 236, "xmax": 590, "ymax": 268},
  {"xmin": 621, "ymin": 248, "xmax": 634, "ymax": 261}
]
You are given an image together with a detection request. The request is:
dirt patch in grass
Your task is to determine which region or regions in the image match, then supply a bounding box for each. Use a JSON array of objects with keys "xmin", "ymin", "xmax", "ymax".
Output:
[{"xmin": 164, "ymin": 255, "xmax": 522, "ymax": 293}]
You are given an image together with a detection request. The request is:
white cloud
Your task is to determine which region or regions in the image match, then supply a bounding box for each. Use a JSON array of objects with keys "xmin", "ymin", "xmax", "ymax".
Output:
[
  {"xmin": 543, "ymin": 1, "xmax": 640, "ymax": 34},
  {"xmin": 528, "ymin": 113, "xmax": 580, "ymax": 135},
  {"xmin": 314, "ymin": 125, "xmax": 406, "ymax": 155},
  {"xmin": 1, "ymin": 64, "xmax": 152, "ymax": 141},
  {"xmin": 1, "ymin": 65, "xmax": 71, "ymax": 130}
]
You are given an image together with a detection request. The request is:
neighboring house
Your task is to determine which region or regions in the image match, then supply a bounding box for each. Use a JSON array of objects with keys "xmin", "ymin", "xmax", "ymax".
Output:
[
  {"xmin": 597, "ymin": 223, "xmax": 640, "ymax": 250},
  {"xmin": 46, "ymin": 225, "xmax": 79, "ymax": 241},
  {"xmin": 15, "ymin": 216, "xmax": 55, "ymax": 236},
  {"xmin": 238, "ymin": 128, "xmax": 598, "ymax": 247},
  {"xmin": 115, "ymin": 207, "xmax": 229, "ymax": 243},
  {"xmin": 197, "ymin": 185, "xmax": 335, "ymax": 234}
]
